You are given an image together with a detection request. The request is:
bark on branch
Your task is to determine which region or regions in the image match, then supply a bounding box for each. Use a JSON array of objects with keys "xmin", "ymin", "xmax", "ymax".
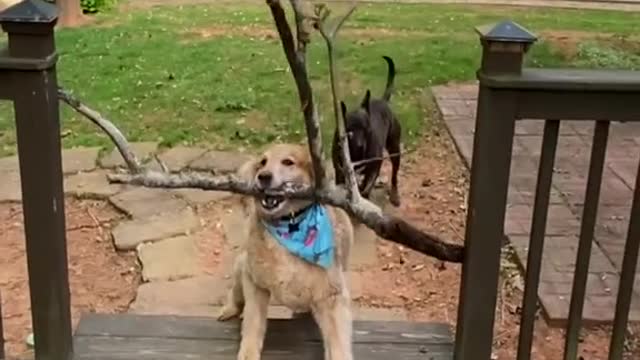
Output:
[{"xmin": 107, "ymin": 171, "xmax": 463, "ymax": 262}]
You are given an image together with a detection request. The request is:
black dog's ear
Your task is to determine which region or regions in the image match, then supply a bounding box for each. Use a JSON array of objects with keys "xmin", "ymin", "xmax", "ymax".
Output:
[
  {"xmin": 340, "ymin": 101, "xmax": 348, "ymax": 119},
  {"xmin": 360, "ymin": 90, "xmax": 371, "ymax": 113}
]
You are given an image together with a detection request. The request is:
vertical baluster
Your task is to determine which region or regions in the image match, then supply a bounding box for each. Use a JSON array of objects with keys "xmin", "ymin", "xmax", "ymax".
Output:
[
  {"xmin": 0, "ymin": 290, "xmax": 4, "ymax": 360},
  {"xmin": 608, "ymin": 157, "xmax": 640, "ymax": 359},
  {"xmin": 454, "ymin": 86, "xmax": 517, "ymax": 359},
  {"xmin": 517, "ymin": 119, "xmax": 560, "ymax": 360},
  {"xmin": 563, "ymin": 120, "xmax": 610, "ymax": 360}
]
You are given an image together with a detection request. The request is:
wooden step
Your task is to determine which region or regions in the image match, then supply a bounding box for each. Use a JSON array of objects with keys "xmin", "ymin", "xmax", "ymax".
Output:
[{"xmin": 74, "ymin": 313, "xmax": 454, "ymax": 359}]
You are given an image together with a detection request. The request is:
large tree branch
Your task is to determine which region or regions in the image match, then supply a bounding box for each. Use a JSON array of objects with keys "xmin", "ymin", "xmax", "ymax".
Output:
[
  {"xmin": 266, "ymin": 0, "xmax": 327, "ymax": 190},
  {"xmin": 65, "ymin": 91, "xmax": 466, "ymax": 263},
  {"xmin": 63, "ymin": 0, "xmax": 464, "ymax": 263},
  {"xmin": 108, "ymin": 171, "xmax": 463, "ymax": 262}
]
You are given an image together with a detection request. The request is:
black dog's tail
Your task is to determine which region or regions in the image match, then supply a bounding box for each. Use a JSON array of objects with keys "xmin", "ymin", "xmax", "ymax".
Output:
[{"xmin": 382, "ymin": 56, "xmax": 396, "ymax": 102}]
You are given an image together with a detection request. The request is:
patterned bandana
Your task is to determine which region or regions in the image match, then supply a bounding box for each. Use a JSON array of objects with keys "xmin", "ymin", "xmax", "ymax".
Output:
[{"xmin": 262, "ymin": 204, "xmax": 335, "ymax": 269}]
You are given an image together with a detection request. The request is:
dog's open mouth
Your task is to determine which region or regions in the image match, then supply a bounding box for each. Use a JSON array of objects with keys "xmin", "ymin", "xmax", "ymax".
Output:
[{"xmin": 260, "ymin": 195, "xmax": 285, "ymax": 210}]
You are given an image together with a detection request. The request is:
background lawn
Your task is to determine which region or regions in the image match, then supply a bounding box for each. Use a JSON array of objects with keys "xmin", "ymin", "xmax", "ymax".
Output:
[{"xmin": 0, "ymin": 2, "xmax": 639, "ymax": 156}]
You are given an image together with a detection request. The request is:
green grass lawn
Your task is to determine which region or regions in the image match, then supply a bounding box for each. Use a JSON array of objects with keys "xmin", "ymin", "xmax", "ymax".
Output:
[{"xmin": 0, "ymin": 2, "xmax": 639, "ymax": 156}]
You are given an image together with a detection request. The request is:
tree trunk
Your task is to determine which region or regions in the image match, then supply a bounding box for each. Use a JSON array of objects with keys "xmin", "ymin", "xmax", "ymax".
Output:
[
  {"xmin": 0, "ymin": 0, "xmax": 22, "ymax": 12},
  {"xmin": 57, "ymin": 0, "xmax": 83, "ymax": 27}
]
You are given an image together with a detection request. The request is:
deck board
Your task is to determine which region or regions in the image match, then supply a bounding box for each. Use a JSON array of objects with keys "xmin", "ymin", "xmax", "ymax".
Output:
[{"xmin": 73, "ymin": 314, "xmax": 454, "ymax": 359}]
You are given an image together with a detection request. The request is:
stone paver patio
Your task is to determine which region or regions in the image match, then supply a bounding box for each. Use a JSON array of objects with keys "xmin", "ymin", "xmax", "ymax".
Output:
[
  {"xmin": 434, "ymin": 82, "xmax": 640, "ymax": 325},
  {"xmin": 0, "ymin": 145, "xmax": 405, "ymax": 322}
]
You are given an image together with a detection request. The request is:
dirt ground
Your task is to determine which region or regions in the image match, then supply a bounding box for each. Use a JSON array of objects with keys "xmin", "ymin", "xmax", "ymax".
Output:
[
  {"xmin": 541, "ymin": 30, "xmax": 640, "ymax": 60},
  {"xmin": 0, "ymin": 198, "xmax": 139, "ymax": 357}
]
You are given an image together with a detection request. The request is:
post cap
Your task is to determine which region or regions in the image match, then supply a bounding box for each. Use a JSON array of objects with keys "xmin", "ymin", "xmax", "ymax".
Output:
[
  {"xmin": 475, "ymin": 20, "xmax": 537, "ymax": 44},
  {"xmin": 0, "ymin": 0, "xmax": 58, "ymax": 25}
]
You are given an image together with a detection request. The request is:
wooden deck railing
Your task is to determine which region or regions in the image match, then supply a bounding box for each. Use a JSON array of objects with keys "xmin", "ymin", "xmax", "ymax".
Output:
[
  {"xmin": 0, "ymin": 1, "xmax": 73, "ymax": 359},
  {"xmin": 454, "ymin": 20, "xmax": 640, "ymax": 360},
  {"xmin": 0, "ymin": 290, "xmax": 4, "ymax": 359}
]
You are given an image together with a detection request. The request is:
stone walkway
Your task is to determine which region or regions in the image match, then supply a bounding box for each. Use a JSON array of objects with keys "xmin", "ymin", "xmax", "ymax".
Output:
[
  {"xmin": 434, "ymin": 83, "xmax": 640, "ymax": 325},
  {"xmin": 0, "ymin": 145, "xmax": 407, "ymax": 322}
]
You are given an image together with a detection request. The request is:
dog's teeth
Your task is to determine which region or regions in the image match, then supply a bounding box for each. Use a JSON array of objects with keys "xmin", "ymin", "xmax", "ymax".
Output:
[{"xmin": 260, "ymin": 196, "xmax": 282, "ymax": 209}]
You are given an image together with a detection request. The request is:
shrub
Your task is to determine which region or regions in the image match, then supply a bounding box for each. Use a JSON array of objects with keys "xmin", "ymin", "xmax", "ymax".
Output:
[
  {"xmin": 576, "ymin": 42, "xmax": 640, "ymax": 70},
  {"xmin": 42, "ymin": 0, "xmax": 116, "ymax": 14},
  {"xmin": 80, "ymin": 0, "xmax": 116, "ymax": 14}
]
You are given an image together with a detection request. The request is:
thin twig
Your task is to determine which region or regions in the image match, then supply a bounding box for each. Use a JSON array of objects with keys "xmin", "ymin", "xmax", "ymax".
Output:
[
  {"xmin": 58, "ymin": 88, "xmax": 143, "ymax": 174},
  {"xmin": 7, "ymin": 207, "xmax": 23, "ymax": 221},
  {"xmin": 351, "ymin": 149, "xmax": 414, "ymax": 168},
  {"xmin": 67, "ymin": 223, "xmax": 103, "ymax": 232},
  {"xmin": 447, "ymin": 220, "xmax": 463, "ymax": 242},
  {"xmin": 289, "ymin": 0, "xmax": 310, "ymax": 55},
  {"xmin": 85, "ymin": 206, "xmax": 104, "ymax": 236},
  {"xmin": 154, "ymin": 154, "xmax": 170, "ymax": 173},
  {"xmin": 315, "ymin": 3, "xmax": 359, "ymax": 199}
]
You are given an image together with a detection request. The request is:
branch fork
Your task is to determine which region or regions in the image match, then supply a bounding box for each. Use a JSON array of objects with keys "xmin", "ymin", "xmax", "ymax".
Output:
[{"xmin": 57, "ymin": 0, "xmax": 464, "ymax": 263}]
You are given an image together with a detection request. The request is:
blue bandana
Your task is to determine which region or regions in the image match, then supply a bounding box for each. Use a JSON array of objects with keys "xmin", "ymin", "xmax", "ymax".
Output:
[{"xmin": 262, "ymin": 204, "xmax": 335, "ymax": 269}]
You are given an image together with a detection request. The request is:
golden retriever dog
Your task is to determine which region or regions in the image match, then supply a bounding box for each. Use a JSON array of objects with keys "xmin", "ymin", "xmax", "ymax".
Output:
[{"xmin": 217, "ymin": 143, "xmax": 355, "ymax": 360}]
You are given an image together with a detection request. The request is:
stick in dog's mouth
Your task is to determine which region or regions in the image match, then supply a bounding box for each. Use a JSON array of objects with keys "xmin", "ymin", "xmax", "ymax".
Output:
[
  {"xmin": 256, "ymin": 181, "xmax": 311, "ymax": 212},
  {"xmin": 260, "ymin": 195, "xmax": 285, "ymax": 210}
]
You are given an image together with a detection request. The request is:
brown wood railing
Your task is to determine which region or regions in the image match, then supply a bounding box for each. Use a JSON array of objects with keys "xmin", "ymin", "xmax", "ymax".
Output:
[
  {"xmin": 1, "ymin": 290, "xmax": 5, "ymax": 359},
  {"xmin": 455, "ymin": 20, "xmax": 640, "ymax": 360},
  {"xmin": 0, "ymin": 1, "xmax": 73, "ymax": 359}
]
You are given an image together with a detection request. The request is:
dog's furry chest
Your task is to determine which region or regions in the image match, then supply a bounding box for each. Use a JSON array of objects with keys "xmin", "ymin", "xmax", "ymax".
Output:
[{"xmin": 246, "ymin": 229, "xmax": 340, "ymax": 311}]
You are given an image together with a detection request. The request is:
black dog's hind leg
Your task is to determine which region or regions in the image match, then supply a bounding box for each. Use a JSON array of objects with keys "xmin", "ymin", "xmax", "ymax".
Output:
[{"xmin": 386, "ymin": 119, "xmax": 402, "ymax": 207}]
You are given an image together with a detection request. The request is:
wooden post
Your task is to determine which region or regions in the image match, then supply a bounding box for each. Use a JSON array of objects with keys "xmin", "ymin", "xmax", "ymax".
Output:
[
  {"xmin": 56, "ymin": 0, "xmax": 82, "ymax": 27},
  {"xmin": 454, "ymin": 20, "xmax": 536, "ymax": 360},
  {"xmin": 0, "ymin": 290, "xmax": 4, "ymax": 360},
  {"xmin": 0, "ymin": 1, "xmax": 73, "ymax": 359}
]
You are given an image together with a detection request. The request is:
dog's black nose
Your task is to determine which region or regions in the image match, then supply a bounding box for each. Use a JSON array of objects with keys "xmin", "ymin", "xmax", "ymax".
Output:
[{"xmin": 257, "ymin": 171, "xmax": 273, "ymax": 187}]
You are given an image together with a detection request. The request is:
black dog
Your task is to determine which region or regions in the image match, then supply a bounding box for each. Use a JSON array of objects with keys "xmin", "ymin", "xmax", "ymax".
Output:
[{"xmin": 332, "ymin": 56, "xmax": 402, "ymax": 206}]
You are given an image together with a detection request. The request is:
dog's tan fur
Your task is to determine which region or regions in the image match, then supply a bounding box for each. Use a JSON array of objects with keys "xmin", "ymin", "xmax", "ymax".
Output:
[{"xmin": 218, "ymin": 144, "xmax": 354, "ymax": 360}]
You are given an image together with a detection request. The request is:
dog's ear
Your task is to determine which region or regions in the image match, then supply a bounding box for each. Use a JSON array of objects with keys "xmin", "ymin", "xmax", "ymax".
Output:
[
  {"xmin": 235, "ymin": 156, "xmax": 260, "ymax": 211},
  {"xmin": 237, "ymin": 157, "xmax": 259, "ymax": 183},
  {"xmin": 360, "ymin": 89, "xmax": 371, "ymax": 113}
]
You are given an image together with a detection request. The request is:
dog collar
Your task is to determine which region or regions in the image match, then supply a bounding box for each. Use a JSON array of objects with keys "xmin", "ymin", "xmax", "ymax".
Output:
[
  {"xmin": 262, "ymin": 204, "xmax": 335, "ymax": 269},
  {"xmin": 274, "ymin": 204, "xmax": 313, "ymax": 227}
]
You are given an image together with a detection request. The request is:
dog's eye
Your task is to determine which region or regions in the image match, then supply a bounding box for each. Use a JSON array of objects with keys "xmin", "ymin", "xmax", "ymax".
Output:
[
  {"xmin": 259, "ymin": 158, "xmax": 267, "ymax": 167},
  {"xmin": 281, "ymin": 159, "xmax": 294, "ymax": 166}
]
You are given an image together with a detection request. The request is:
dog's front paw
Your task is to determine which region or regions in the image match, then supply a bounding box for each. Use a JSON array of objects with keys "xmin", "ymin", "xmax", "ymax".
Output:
[
  {"xmin": 217, "ymin": 303, "xmax": 242, "ymax": 321},
  {"xmin": 237, "ymin": 344, "xmax": 261, "ymax": 360}
]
